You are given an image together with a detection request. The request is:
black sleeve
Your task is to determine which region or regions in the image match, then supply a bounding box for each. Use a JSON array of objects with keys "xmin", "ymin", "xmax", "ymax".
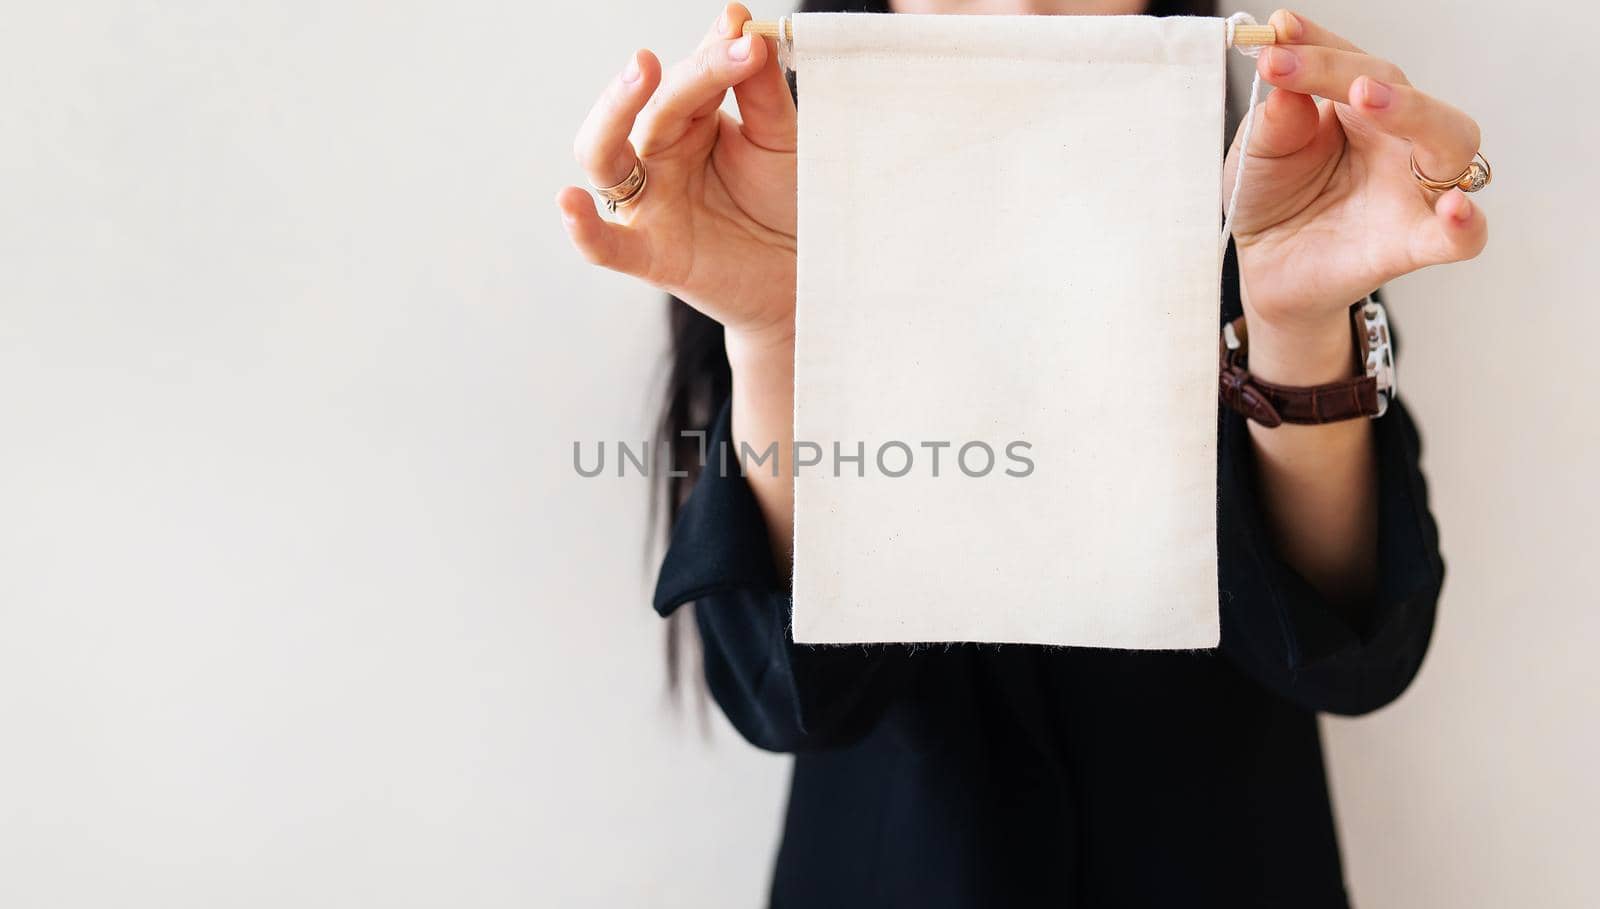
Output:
[
  {"xmin": 1214, "ymin": 258, "xmax": 1443, "ymax": 714},
  {"xmin": 1216, "ymin": 398, "xmax": 1443, "ymax": 716},
  {"xmin": 652, "ymin": 400, "xmax": 912, "ymax": 753}
]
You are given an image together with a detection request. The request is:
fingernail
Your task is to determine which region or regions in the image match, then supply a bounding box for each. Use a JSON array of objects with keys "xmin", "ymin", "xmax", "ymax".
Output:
[
  {"xmin": 1266, "ymin": 47, "xmax": 1298, "ymax": 77},
  {"xmin": 622, "ymin": 54, "xmax": 640, "ymax": 83},
  {"xmin": 1280, "ymin": 11, "xmax": 1304, "ymax": 41},
  {"xmin": 728, "ymin": 35, "xmax": 752, "ymax": 62},
  {"xmin": 1359, "ymin": 77, "xmax": 1391, "ymax": 109},
  {"xmin": 716, "ymin": 12, "xmax": 729, "ymax": 35}
]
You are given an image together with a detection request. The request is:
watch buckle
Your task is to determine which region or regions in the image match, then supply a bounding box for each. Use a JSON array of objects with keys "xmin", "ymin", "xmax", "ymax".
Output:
[{"xmin": 1356, "ymin": 296, "xmax": 1396, "ymax": 418}]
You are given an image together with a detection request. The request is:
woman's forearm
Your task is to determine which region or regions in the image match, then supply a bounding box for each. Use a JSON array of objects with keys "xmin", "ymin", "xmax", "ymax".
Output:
[
  {"xmin": 726, "ymin": 327, "xmax": 797, "ymax": 573},
  {"xmin": 1241, "ymin": 311, "xmax": 1379, "ymax": 612}
]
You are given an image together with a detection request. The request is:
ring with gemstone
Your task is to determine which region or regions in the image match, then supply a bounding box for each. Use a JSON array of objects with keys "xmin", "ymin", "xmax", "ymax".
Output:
[{"xmin": 1410, "ymin": 151, "xmax": 1492, "ymax": 194}]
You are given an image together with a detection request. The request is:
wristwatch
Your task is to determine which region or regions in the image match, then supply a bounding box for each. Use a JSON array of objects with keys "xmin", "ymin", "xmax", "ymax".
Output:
[{"xmin": 1218, "ymin": 297, "xmax": 1396, "ymax": 427}]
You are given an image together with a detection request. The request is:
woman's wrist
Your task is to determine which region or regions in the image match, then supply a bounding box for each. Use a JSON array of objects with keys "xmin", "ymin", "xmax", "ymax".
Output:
[
  {"xmin": 1238, "ymin": 301, "xmax": 1357, "ymax": 388},
  {"xmin": 1233, "ymin": 240, "xmax": 1364, "ymax": 387},
  {"xmin": 725, "ymin": 319, "xmax": 796, "ymax": 395}
]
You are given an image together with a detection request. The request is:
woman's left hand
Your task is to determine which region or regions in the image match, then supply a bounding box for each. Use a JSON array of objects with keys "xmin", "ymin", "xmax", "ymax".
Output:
[{"xmin": 1224, "ymin": 9, "xmax": 1487, "ymax": 377}]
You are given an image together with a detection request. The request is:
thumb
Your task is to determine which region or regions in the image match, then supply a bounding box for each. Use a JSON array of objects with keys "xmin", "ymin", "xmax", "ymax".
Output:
[
  {"xmin": 1235, "ymin": 87, "xmax": 1321, "ymax": 160},
  {"xmin": 728, "ymin": 16, "xmax": 796, "ymax": 151}
]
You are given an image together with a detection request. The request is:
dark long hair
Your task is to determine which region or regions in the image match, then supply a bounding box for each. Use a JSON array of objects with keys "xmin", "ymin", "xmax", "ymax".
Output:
[{"xmin": 656, "ymin": 0, "xmax": 1219, "ymax": 693}]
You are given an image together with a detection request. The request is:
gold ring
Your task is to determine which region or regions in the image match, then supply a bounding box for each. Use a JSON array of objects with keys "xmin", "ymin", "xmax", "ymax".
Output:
[
  {"xmin": 592, "ymin": 155, "xmax": 647, "ymax": 213},
  {"xmin": 1410, "ymin": 151, "xmax": 1491, "ymax": 194}
]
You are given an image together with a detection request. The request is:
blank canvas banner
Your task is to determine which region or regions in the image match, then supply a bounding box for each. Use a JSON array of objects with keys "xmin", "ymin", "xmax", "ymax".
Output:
[{"xmin": 791, "ymin": 14, "xmax": 1225, "ymax": 647}]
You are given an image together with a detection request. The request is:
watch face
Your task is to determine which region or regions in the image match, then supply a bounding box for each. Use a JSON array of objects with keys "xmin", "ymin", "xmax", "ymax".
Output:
[{"xmin": 1357, "ymin": 298, "xmax": 1397, "ymax": 414}]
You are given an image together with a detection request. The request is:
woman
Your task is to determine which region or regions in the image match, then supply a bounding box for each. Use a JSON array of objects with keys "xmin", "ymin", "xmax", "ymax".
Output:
[{"xmin": 559, "ymin": 0, "xmax": 1485, "ymax": 904}]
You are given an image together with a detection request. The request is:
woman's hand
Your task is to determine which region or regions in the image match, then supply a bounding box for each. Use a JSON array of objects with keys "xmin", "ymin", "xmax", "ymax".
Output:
[
  {"xmin": 556, "ymin": 3, "xmax": 798, "ymax": 356},
  {"xmin": 558, "ymin": 4, "xmax": 800, "ymax": 561},
  {"xmin": 1220, "ymin": 9, "xmax": 1488, "ymax": 606},
  {"xmin": 1225, "ymin": 9, "xmax": 1488, "ymax": 382}
]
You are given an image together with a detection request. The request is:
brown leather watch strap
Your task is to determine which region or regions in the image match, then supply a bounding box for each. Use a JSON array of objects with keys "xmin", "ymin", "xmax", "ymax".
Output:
[{"xmin": 1218, "ymin": 316, "xmax": 1379, "ymax": 428}]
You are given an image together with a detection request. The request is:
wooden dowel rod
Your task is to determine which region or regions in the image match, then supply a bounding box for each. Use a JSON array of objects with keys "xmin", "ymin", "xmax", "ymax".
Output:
[
  {"xmin": 744, "ymin": 20, "xmax": 783, "ymax": 39},
  {"xmin": 742, "ymin": 19, "xmax": 1278, "ymax": 47},
  {"xmin": 1230, "ymin": 23, "xmax": 1276, "ymax": 46}
]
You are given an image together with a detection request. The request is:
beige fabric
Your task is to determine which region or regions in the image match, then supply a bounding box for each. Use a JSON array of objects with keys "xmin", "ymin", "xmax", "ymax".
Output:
[{"xmin": 790, "ymin": 13, "xmax": 1226, "ymax": 647}]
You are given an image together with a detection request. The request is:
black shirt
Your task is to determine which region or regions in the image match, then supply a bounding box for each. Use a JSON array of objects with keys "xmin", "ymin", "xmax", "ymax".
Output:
[{"xmin": 652, "ymin": 290, "xmax": 1443, "ymax": 907}]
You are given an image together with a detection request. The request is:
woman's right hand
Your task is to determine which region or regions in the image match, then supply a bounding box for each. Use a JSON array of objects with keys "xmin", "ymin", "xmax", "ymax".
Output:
[{"xmin": 556, "ymin": 3, "xmax": 798, "ymax": 353}]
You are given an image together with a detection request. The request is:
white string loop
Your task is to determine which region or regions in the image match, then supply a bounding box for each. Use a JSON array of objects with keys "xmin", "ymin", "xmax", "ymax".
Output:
[
  {"xmin": 776, "ymin": 15, "xmax": 794, "ymax": 81},
  {"xmin": 1220, "ymin": 11, "xmax": 1265, "ymax": 260}
]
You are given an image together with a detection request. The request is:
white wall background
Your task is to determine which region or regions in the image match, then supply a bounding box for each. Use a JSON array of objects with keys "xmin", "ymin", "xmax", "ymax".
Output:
[
  {"xmin": 0, "ymin": 2, "xmax": 1591, "ymax": 906},
  {"xmin": 1295, "ymin": 2, "xmax": 1600, "ymax": 906}
]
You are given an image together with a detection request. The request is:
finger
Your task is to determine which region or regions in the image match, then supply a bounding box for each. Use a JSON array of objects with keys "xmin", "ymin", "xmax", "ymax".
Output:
[
  {"xmin": 1238, "ymin": 84, "xmax": 1322, "ymax": 159},
  {"xmin": 573, "ymin": 49, "xmax": 662, "ymax": 188},
  {"xmin": 556, "ymin": 186, "xmax": 653, "ymax": 278},
  {"xmin": 1269, "ymin": 9, "xmax": 1363, "ymax": 53},
  {"xmin": 1416, "ymin": 189, "xmax": 1488, "ymax": 265},
  {"xmin": 1257, "ymin": 44, "xmax": 1409, "ymax": 102},
  {"xmin": 1349, "ymin": 76, "xmax": 1481, "ymax": 183},
  {"xmin": 732, "ymin": 37, "xmax": 797, "ymax": 151},
  {"xmin": 635, "ymin": 4, "xmax": 770, "ymax": 153}
]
